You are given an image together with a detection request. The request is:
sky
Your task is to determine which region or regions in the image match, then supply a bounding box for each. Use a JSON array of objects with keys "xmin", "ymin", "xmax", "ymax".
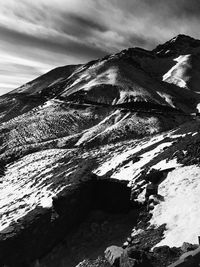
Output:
[{"xmin": 1, "ymin": 0, "xmax": 200, "ymax": 95}]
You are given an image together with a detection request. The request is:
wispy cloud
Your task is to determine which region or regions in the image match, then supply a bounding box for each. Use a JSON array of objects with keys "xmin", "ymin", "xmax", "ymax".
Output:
[{"xmin": 1, "ymin": 0, "xmax": 200, "ymax": 95}]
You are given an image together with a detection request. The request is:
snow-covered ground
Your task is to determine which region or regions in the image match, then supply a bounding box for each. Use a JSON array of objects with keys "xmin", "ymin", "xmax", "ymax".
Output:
[
  {"xmin": 112, "ymin": 142, "xmax": 173, "ymax": 182},
  {"xmin": 0, "ymin": 149, "xmax": 69, "ymax": 231},
  {"xmin": 95, "ymin": 132, "xmax": 170, "ymax": 178},
  {"xmin": 150, "ymin": 165, "xmax": 200, "ymax": 247},
  {"xmin": 95, "ymin": 127, "xmax": 185, "ymax": 183},
  {"xmin": 163, "ymin": 55, "xmax": 191, "ymax": 89},
  {"xmin": 152, "ymin": 158, "xmax": 181, "ymax": 170},
  {"xmin": 0, "ymin": 129, "xmax": 172, "ymax": 231},
  {"xmin": 94, "ymin": 123, "xmax": 200, "ymax": 249},
  {"xmin": 0, "ymin": 117, "xmax": 199, "ymax": 253}
]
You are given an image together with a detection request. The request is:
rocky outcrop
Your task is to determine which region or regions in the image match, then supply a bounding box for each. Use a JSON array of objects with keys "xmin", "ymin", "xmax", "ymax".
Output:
[
  {"xmin": 104, "ymin": 245, "xmax": 153, "ymax": 267},
  {"xmin": 120, "ymin": 247, "xmax": 152, "ymax": 267},
  {"xmin": 105, "ymin": 246, "xmax": 124, "ymax": 266},
  {"xmin": 0, "ymin": 180, "xmax": 94, "ymax": 266},
  {"xmin": 0, "ymin": 175, "xmax": 134, "ymax": 266},
  {"xmin": 167, "ymin": 246, "xmax": 200, "ymax": 267}
]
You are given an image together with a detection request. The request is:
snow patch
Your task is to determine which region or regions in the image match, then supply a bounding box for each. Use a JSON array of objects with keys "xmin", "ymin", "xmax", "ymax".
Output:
[
  {"xmin": 0, "ymin": 149, "xmax": 69, "ymax": 231},
  {"xmin": 43, "ymin": 100, "xmax": 54, "ymax": 108},
  {"xmin": 113, "ymin": 142, "xmax": 172, "ymax": 181},
  {"xmin": 151, "ymin": 159, "xmax": 181, "ymax": 170},
  {"xmin": 197, "ymin": 103, "xmax": 200, "ymax": 113},
  {"xmin": 192, "ymin": 132, "xmax": 198, "ymax": 136},
  {"xmin": 156, "ymin": 91, "xmax": 175, "ymax": 108},
  {"xmin": 162, "ymin": 55, "xmax": 191, "ymax": 88},
  {"xmin": 83, "ymin": 67, "xmax": 117, "ymax": 91},
  {"xmin": 95, "ymin": 133, "xmax": 167, "ymax": 177},
  {"xmin": 150, "ymin": 165, "xmax": 200, "ymax": 247}
]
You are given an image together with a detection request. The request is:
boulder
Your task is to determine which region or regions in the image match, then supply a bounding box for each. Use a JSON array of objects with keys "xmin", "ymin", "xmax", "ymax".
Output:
[
  {"xmin": 0, "ymin": 180, "xmax": 94, "ymax": 266},
  {"xmin": 0, "ymin": 206, "xmax": 52, "ymax": 266},
  {"xmin": 105, "ymin": 246, "xmax": 124, "ymax": 266},
  {"xmin": 0, "ymin": 170, "xmax": 134, "ymax": 266},
  {"xmin": 181, "ymin": 242, "xmax": 199, "ymax": 253},
  {"xmin": 145, "ymin": 183, "xmax": 158, "ymax": 200},
  {"xmin": 120, "ymin": 247, "xmax": 152, "ymax": 267},
  {"xmin": 120, "ymin": 254, "xmax": 137, "ymax": 267},
  {"xmin": 153, "ymin": 245, "xmax": 172, "ymax": 255}
]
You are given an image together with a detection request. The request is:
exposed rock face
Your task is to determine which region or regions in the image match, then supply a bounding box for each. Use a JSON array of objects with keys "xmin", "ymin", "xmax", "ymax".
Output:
[
  {"xmin": 105, "ymin": 246, "xmax": 124, "ymax": 266},
  {"xmin": 0, "ymin": 207, "xmax": 52, "ymax": 266},
  {"xmin": 181, "ymin": 242, "xmax": 199, "ymax": 253},
  {"xmin": 0, "ymin": 181, "xmax": 94, "ymax": 266},
  {"xmin": 120, "ymin": 247, "xmax": 152, "ymax": 267},
  {"xmin": 0, "ymin": 175, "xmax": 134, "ymax": 266}
]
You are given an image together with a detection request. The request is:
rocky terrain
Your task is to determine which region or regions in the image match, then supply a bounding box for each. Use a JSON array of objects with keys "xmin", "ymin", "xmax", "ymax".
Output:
[{"xmin": 1, "ymin": 34, "xmax": 200, "ymax": 266}]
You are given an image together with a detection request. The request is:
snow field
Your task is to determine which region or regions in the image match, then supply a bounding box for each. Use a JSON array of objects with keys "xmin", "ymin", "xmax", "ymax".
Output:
[{"xmin": 150, "ymin": 165, "xmax": 200, "ymax": 247}]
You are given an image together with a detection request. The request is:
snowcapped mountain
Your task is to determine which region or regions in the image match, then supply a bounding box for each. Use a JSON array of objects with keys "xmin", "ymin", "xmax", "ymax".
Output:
[{"xmin": 1, "ymin": 34, "xmax": 200, "ymax": 267}]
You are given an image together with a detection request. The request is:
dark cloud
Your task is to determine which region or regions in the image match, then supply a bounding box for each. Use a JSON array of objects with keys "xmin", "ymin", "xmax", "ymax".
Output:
[
  {"xmin": 113, "ymin": 0, "xmax": 200, "ymax": 18},
  {"xmin": 65, "ymin": 14, "xmax": 108, "ymax": 33},
  {"xmin": 2, "ymin": 0, "xmax": 200, "ymax": 94},
  {"xmin": 0, "ymin": 63, "xmax": 42, "ymax": 77},
  {"xmin": 108, "ymin": 0, "xmax": 200, "ymax": 45},
  {"xmin": 0, "ymin": 25, "xmax": 108, "ymax": 61},
  {"xmin": 149, "ymin": 0, "xmax": 200, "ymax": 18},
  {"xmin": 127, "ymin": 34, "xmax": 157, "ymax": 49}
]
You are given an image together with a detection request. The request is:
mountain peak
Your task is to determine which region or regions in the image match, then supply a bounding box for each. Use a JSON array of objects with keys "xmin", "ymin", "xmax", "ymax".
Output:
[
  {"xmin": 153, "ymin": 34, "xmax": 200, "ymax": 56},
  {"xmin": 169, "ymin": 34, "xmax": 194, "ymax": 42}
]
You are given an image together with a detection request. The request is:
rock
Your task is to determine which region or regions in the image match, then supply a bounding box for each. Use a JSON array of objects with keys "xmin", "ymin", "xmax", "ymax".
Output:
[
  {"xmin": 127, "ymin": 237, "xmax": 132, "ymax": 243},
  {"xmin": 149, "ymin": 195, "xmax": 160, "ymax": 205},
  {"xmin": 120, "ymin": 247, "xmax": 152, "ymax": 267},
  {"xmin": 131, "ymin": 239, "xmax": 140, "ymax": 245},
  {"xmin": 153, "ymin": 245, "xmax": 171, "ymax": 255},
  {"xmin": 75, "ymin": 259, "xmax": 89, "ymax": 267},
  {"xmin": 145, "ymin": 183, "xmax": 158, "ymax": 200},
  {"xmin": 105, "ymin": 245, "xmax": 124, "ymax": 266},
  {"xmin": 145, "ymin": 169, "xmax": 164, "ymax": 184},
  {"xmin": 181, "ymin": 242, "xmax": 199, "ymax": 253},
  {"xmin": 0, "ymin": 173, "xmax": 135, "ymax": 266},
  {"xmin": 92, "ymin": 178, "xmax": 132, "ymax": 213},
  {"xmin": 148, "ymin": 203, "xmax": 154, "ymax": 211},
  {"xmin": 153, "ymin": 245, "xmax": 181, "ymax": 260},
  {"xmin": 120, "ymin": 255, "xmax": 137, "ymax": 267},
  {"xmin": 0, "ymin": 206, "xmax": 52, "ymax": 266},
  {"xmin": 122, "ymin": 242, "xmax": 129, "ymax": 249},
  {"xmin": 127, "ymin": 247, "xmax": 148, "ymax": 260},
  {"xmin": 76, "ymin": 257, "xmax": 110, "ymax": 267}
]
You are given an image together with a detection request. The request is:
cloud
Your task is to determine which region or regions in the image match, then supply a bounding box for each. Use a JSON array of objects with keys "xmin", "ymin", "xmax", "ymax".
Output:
[
  {"xmin": 107, "ymin": 0, "xmax": 200, "ymax": 43},
  {"xmin": 0, "ymin": 1, "xmax": 110, "ymax": 94},
  {"xmin": 1, "ymin": 0, "xmax": 200, "ymax": 94},
  {"xmin": 62, "ymin": 14, "xmax": 108, "ymax": 35},
  {"xmin": 0, "ymin": 25, "xmax": 108, "ymax": 60}
]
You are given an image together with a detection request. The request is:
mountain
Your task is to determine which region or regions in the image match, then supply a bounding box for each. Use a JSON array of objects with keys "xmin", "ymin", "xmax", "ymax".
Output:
[{"xmin": 0, "ymin": 34, "xmax": 200, "ymax": 267}]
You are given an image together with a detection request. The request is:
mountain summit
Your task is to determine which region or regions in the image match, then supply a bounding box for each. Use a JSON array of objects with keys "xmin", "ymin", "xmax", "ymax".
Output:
[
  {"xmin": 0, "ymin": 35, "xmax": 200, "ymax": 267},
  {"xmin": 153, "ymin": 34, "xmax": 200, "ymax": 55}
]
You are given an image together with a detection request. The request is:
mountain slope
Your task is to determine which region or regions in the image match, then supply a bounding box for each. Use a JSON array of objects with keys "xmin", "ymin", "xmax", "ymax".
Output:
[
  {"xmin": 11, "ymin": 64, "xmax": 80, "ymax": 96},
  {"xmin": 0, "ymin": 64, "xmax": 80, "ymax": 124},
  {"xmin": 1, "ymin": 34, "xmax": 200, "ymax": 266},
  {"xmin": 2, "ymin": 34, "xmax": 200, "ymax": 125}
]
